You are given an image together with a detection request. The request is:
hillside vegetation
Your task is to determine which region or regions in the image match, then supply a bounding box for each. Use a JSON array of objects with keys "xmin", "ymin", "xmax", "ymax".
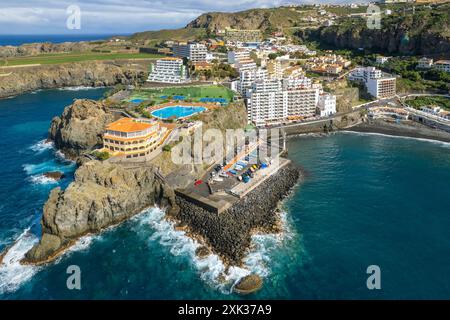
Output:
[
  {"xmin": 129, "ymin": 28, "xmax": 206, "ymax": 42},
  {"xmin": 296, "ymin": 3, "xmax": 450, "ymax": 56}
]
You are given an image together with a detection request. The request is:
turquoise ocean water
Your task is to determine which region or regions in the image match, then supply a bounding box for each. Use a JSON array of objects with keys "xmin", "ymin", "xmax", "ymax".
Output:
[{"xmin": 0, "ymin": 88, "xmax": 450, "ymax": 299}]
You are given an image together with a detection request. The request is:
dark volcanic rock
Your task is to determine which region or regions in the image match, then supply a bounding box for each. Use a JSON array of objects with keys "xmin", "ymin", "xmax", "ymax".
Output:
[
  {"xmin": 43, "ymin": 171, "xmax": 65, "ymax": 181},
  {"xmin": 195, "ymin": 246, "xmax": 211, "ymax": 259},
  {"xmin": 49, "ymin": 99, "xmax": 114, "ymax": 159},
  {"xmin": 234, "ymin": 274, "xmax": 263, "ymax": 294},
  {"xmin": 0, "ymin": 61, "xmax": 148, "ymax": 99},
  {"xmin": 173, "ymin": 163, "xmax": 301, "ymax": 265},
  {"xmin": 23, "ymin": 160, "xmax": 178, "ymax": 264}
]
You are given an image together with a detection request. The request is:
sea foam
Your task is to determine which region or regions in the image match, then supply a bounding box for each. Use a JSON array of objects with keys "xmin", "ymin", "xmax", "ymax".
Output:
[
  {"xmin": 29, "ymin": 174, "xmax": 59, "ymax": 185},
  {"xmin": 29, "ymin": 139, "xmax": 54, "ymax": 153},
  {"xmin": 0, "ymin": 228, "xmax": 40, "ymax": 294},
  {"xmin": 341, "ymin": 130, "xmax": 450, "ymax": 147},
  {"xmin": 58, "ymin": 86, "xmax": 103, "ymax": 91},
  {"xmin": 135, "ymin": 207, "xmax": 290, "ymax": 294}
]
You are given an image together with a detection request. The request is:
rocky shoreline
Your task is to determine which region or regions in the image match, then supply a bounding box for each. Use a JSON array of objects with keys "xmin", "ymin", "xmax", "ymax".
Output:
[
  {"xmin": 0, "ymin": 60, "xmax": 149, "ymax": 100},
  {"xmin": 170, "ymin": 163, "xmax": 301, "ymax": 266},
  {"xmin": 347, "ymin": 119, "xmax": 450, "ymax": 143},
  {"xmin": 22, "ymin": 160, "xmax": 178, "ymax": 264},
  {"xmin": 48, "ymin": 99, "xmax": 115, "ymax": 159}
]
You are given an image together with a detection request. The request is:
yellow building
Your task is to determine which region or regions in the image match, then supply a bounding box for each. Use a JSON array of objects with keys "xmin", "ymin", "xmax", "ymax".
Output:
[{"xmin": 103, "ymin": 118, "xmax": 167, "ymax": 159}]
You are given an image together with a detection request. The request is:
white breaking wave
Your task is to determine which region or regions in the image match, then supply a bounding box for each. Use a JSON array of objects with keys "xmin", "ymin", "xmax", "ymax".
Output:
[
  {"xmin": 135, "ymin": 207, "xmax": 290, "ymax": 294},
  {"xmin": 341, "ymin": 130, "xmax": 450, "ymax": 147},
  {"xmin": 58, "ymin": 86, "xmax": 102, "ymax": 91},
  {"xmin": 0, "ymin": 228, "xmax": 40, "ymax": 294},
  {"xmin": 0, "ymin": 228, "xmax": 100, "ymax": 294},
  {"xmin": 29, "ymin": 139, "xmax": 54, "ymax": 153},
  {"xmin": 54, "ymin": 150, "xmax": 75, "ymax": 164},
  {"xmin": 29, "ymin": 174, "xmax": 59, "ymax": 185}
]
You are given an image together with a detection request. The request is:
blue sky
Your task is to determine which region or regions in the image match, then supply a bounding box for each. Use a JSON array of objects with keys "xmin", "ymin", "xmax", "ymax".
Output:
[{"xmin": 0, "ymin": 0, "xmax": 363, "ymax": 35}]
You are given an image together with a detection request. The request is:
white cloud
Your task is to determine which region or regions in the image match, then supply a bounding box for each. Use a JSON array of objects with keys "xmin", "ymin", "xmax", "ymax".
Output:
[{"xmin": 0, "ymin": 0, "xmax": 363, "ymax": 34}]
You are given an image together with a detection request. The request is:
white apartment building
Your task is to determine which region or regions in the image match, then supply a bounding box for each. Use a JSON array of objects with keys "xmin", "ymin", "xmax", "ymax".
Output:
[
  {"xmin": 348, "ymin": 67, "xmax": 396, "ymax": 99},
  {"xmin": 376, "ymin": 56, "xmax": 390, "ymax": 64},
  {"xmin": 228, "ymin": 50, "xmax": 251, "ymax": 64},
  {"xmin": 173, "ymin": 43, "xmax": 208, "ymax": 63},
  {"xmin": 416, "ymin": 58, "xmax": 450, "ymax": 73},
  {"xmin": 238, "ymin": 68, "xmax": 268, "ymax": 97},
  {"xmin": 417, "ymin": 57, "xmax": 433, "ymax": 69},
  {"xmin": 246, "ymin": 78, "xmax": 322, "ymax": 125},
  {"xmin": 147, "ymin": 58, "xmax": 188, "ymax": 83},
  {"xmin": 434, "ymin": 60, "xmax": 450, "ymax": 73},
  {"xmin": 285, "ymin": 87, "xmax": 319, "ymax": 119},
  {"xmin": 247, "ymin": 79, "xmax": 288, "ymax": 125},
  {"xmin": 366, "ymin": 76, "xmax": 396, "ymax": 99},
  {"xmin": 236, "ymin": 59, "xmax": 257, "ymax": 72},
  {"xmin": 317, "ymin": 93, "xmax": 337, "ymax": 117},
  {"xmin": 283, "ymin": 77, "xmax": 312, "ymax": 89}
]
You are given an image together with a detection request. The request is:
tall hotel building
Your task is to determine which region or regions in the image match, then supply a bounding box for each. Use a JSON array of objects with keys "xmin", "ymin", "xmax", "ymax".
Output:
[
  {"xmin": 246, "ymin": 78, "xmax": 320, "ymax": 126},
  {"xmin": 147, "ymin": 57, "xmax": 188, "ymax": 83},
  {"xmin": 173, "ymin": 43, "xmax": 208, "ymax": 63},
  {"xmin": 348, "ymin": 66, "xmax": 396, "ymax": 99}
]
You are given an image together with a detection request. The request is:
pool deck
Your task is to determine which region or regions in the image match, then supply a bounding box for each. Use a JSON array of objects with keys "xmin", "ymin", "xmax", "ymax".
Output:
[{"xmin": 147, "ymin": 102, "xmax": 219, "ymax": 113}]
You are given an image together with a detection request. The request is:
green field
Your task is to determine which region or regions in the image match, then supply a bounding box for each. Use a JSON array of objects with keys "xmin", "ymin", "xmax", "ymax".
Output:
[
  {"xmin": 129, "ymin": 85, "xmax": 235, "ymax": 105},
  {"xmin": 1, "ymin": 52, "xmax": 164, "ymax": 66}
]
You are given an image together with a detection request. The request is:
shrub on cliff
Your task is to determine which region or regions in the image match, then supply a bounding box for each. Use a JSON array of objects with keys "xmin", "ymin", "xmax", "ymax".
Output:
[{"xmin": 92, "ymin": 151, "xmax": 110, "ymax": 161}]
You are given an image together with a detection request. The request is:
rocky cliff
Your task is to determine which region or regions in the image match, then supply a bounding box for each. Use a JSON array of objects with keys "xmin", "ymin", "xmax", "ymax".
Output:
[
  {"xmin": 296, "ymin": 5, "xmax": 450, "ymax": 56},
  {"xmin": 49, "ymin": 99, "xmax": 114, "ymax": 159},
  {"xmin": 186, "ymin": 7, "xmax": 306, "ymax": 32},
  {"xmin": 0, "ymin": 60, "xmax": 148, "ymax": 99},
  {"xmin": 23, "ymin": 160, "xmax": 178, "ymax": 264},
  {"xmin": 0, "ymin": 42, "xmax": 95, "ymax": 58}
]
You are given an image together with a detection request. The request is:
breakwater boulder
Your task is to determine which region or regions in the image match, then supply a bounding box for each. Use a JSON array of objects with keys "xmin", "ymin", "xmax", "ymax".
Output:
[
  {"xmin": 174, "ymin": 163, "xmax": 301, "ymax": 266},
  {"xmin": 234, "ymin": 274, "xmax": 263, "ymax": 294},
  {"xmin": 49, "ymin": 99, "xmax": 114, "ymax": 159},
  {"xmin": 23, "ymin": 160, "xmax": 178, "ymax": 264}
]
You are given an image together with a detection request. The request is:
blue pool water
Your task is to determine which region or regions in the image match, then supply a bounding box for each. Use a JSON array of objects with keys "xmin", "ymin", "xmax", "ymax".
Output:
[
  {"xmin": 151, "ymin": 106, "xmax": 206, "ymax": 119},
  {"xmin": 130, "ymin": 98, "xmax": 145, "ymax": 104},
  {"xmin": 1, "ymin": 88, "xmax": 450, "ymax": 299}
]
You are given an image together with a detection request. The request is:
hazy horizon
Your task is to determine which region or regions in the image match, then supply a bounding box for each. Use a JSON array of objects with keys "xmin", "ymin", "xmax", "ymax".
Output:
[{"xmin": 0, "ymin": 0, "xmax": 370, "ymax": 35}]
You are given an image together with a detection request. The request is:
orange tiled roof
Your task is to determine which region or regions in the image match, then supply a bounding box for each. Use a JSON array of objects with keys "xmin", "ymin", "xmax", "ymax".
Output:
[{"xmin": 106, "ymin": 118, "xmax": 154, "ymax": 133}]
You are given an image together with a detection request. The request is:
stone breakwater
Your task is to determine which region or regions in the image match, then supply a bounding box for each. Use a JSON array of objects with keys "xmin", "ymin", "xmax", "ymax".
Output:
[
  {"xmin": 22, "ymin": 160, "xmax": 178, "ymax": 264},
  {"xmin": 171, "ymin": 163, "xmax": 301, "ymax": 266}
]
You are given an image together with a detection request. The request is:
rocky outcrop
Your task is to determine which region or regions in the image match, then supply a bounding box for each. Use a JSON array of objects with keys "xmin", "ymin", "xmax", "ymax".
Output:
[
  {"xmin": 23, "ymin": 161, "xmax": 178, "ymax": 264},
  {"xmin": 296, "ymin": 5, "xmax": 450, "ymax": 56},
  {"xmin": 234, "ymin": 274, "xmax": 263, "ymax": 294},
  {"xmin": 43, "ymin": 171, "xmax": 65, "ymax": 181},
  {"xmin": 174, "ymin": 163, "xmax": 301, "ymax": 266},
  {"xmin": 0, "ymin": 42, "xmax": 95, "ymax": 58},
  {"xmin": 0, "ymin": 60, "xmax": 148, "ymax": 99},
  {"xmin": 49, "ymin": 99, "xmax": 114, "ymax": 159},
  {"xmin": 187, "ymin": 10, "xmax": 273, "ymax": 31}
]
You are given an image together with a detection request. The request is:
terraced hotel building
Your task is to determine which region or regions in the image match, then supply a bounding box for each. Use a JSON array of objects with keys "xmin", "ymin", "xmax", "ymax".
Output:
[
  {"xmin": 147, "ymin": 57, "xmax": 188, "ymax": 83},
  {"xmin": 103, "ymin": 118, "xmax": 167, "ymax": 159}
]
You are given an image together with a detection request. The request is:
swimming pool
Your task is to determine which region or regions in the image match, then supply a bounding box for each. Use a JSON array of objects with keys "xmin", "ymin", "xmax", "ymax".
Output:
[
  {"xmin": 130, "ymin": 98, "xmax": 145, "ymax": 104},
  {"xmin": 151, "ymin": 106, "xmax": 206, "ymax": 119}
]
